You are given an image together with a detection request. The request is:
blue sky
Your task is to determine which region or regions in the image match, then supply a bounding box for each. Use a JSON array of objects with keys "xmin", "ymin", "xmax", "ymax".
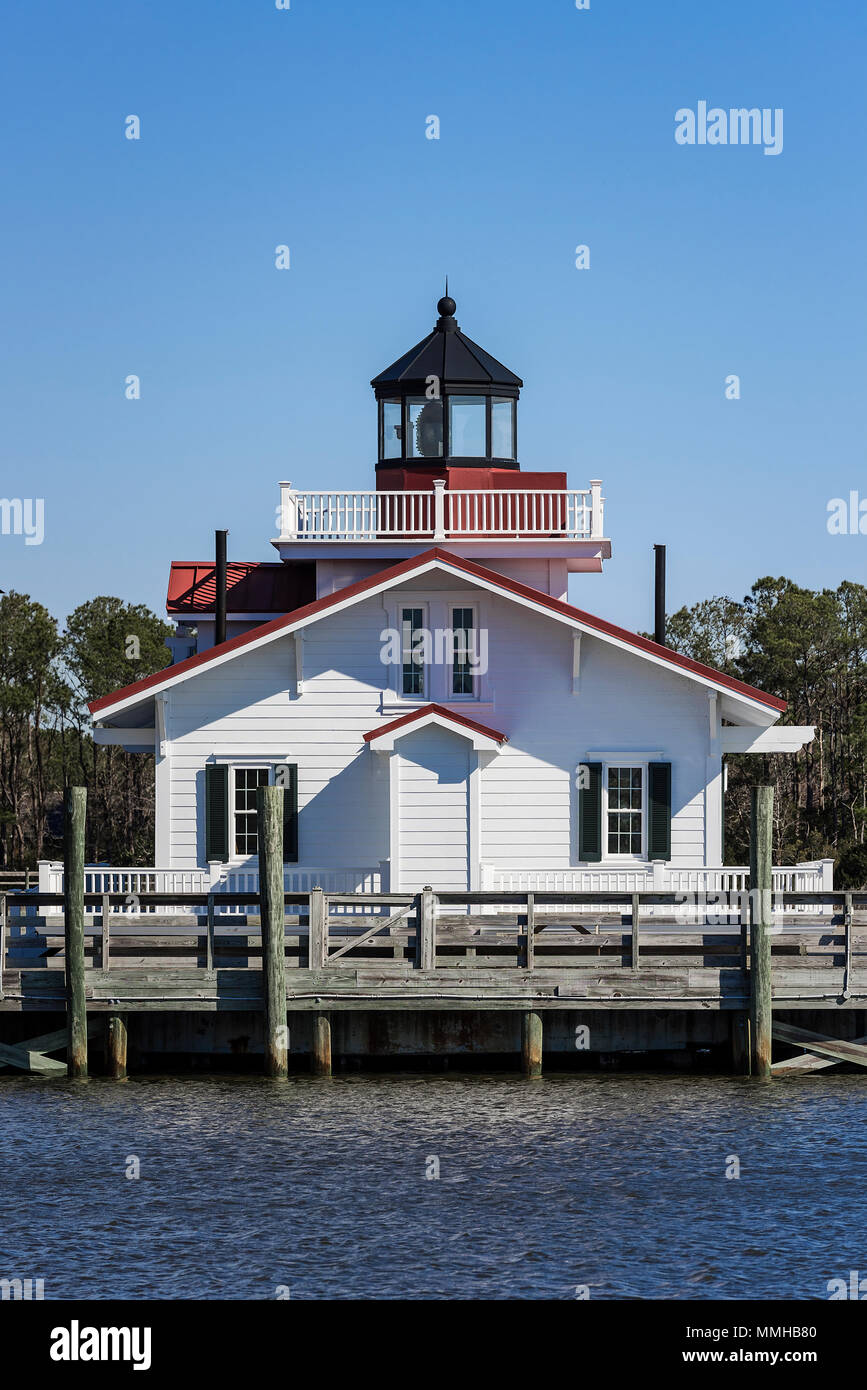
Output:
[{"xmin": 1, "ymin": 0, "xmax": 864, "ymax": 633}]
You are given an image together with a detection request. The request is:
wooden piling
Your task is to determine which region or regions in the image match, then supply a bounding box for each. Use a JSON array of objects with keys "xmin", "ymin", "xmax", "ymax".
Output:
[
  {"xmin": 0, "ymin": 892, "xmax": 6, "ymax": 999},
  {"xmin": 522, "ymin": 1010, "xmax": 543, "ymax": 1078},
  {"xmin": 206, "ymin": 892, "xmax": 215, "ymax": 975},
  {"xmin": 105, "ymin": 1015, "xmax": 128, "ymax": 1079},
  {"xmin": 312, "ymin": 1012, "xmax": 332, "ymax": 1077},
  {"xmin": 417, "ymin": 886, "xmax": 435, "ymax": 971},
  {"xmin": 100, "ymin": 892, "xmax": 110, "ymax": 971},
  {"xmin": 257, "ymin": 785, "xmax": 288, "ymax": 1078},
  {"xmin": 737, "ymin": 886, "xmax": 751, "ymax": 1074},
  {"xmin": 308, "ymin": 887, "xmax": 327, "ymax": 969},
  {"xmin": 729, "ymin": 1012, "xmax": 749, "ymax": 1074},
  {"xmin": 63, "ymin": 786, "xmax": 88, "ymax": 1079},
  {"xmin": 749, "ymin": 785, "xmax": 774, "ymax": 1079}
]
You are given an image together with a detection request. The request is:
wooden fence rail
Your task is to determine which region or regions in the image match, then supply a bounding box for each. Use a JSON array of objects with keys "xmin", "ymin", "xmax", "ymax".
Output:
[{"xmin": 3, "ymin": 887, "xmax": 866, "ymax": 980}]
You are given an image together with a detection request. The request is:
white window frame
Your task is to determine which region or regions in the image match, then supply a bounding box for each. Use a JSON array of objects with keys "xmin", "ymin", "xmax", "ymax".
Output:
[
  {"xmin": 231, "ymin": 763, "xmax": 272, "ymax": 860},
  {"xmin": 603, "ymin": 762, "xmax": 647, "ymax": 861},
  {"xmin": 399, "ymin": 600, "xmax": 430, "ymax": 700},
  {"xmin": 448, "ymin": 600, "xmax": 481, "ymax": 702},
  {"xmin": 381, "ymin": 594, "xmax": 488, "ymax": 706}
]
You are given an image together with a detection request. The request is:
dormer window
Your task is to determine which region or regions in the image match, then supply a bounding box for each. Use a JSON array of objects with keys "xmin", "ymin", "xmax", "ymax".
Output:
[
  {"xmin": 451, "ymin": 607, "xmax": 475, "ymax": 696},
  {"xmin": 401, "ymin": 606, "xmax": 425, "ymax": 696}
]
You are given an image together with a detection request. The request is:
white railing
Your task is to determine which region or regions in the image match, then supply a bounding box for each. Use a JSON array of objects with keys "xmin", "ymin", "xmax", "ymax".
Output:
[
  {"xmin": 276, "ymin": 479, "xmax": 604, "ymax": 542},
  {"xmin": 35, "ymin": 858, "xmax": 835, "ymax": 919},
  {"xmin": 37, "ymin": 862, "xmax": 383, "ymax": 914},
  {"xmin": 483, "ymin": 860, "xmax": 835, "ymax": 918}
]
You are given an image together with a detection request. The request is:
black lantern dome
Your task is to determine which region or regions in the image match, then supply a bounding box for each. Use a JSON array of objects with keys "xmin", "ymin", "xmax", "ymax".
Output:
[{"xmin": 371, "ymin": 292, "xmax": 523, "ymax": 470}]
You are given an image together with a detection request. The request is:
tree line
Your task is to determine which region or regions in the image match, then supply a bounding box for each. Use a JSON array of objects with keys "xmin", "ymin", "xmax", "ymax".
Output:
[
  {"xmin": 0, "ymin": 592, "xmax": 172, "ymax": 867},
  {"xmin": 664, "ymin": 576, "xmax": 867, "ymax": 887},
  {"xmin": 1, "ymin": 576, "xmax": 865, "ymax": 885}
]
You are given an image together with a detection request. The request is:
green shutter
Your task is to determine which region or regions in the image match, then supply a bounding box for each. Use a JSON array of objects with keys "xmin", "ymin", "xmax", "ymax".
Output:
[
  {"xmin": 282, "ymin": 763, "xmax": 299, "ymax": 863},
  {"xmin": 205, "ymin": 763, "xmax": 229, "ymax": 862},
  {"xmin": 579, "ymin": 762, "xmax": 603, "ymax": 863},
  {"xmin": 647, "ymin": 762, "xmax": 672, "ymax": 861}
]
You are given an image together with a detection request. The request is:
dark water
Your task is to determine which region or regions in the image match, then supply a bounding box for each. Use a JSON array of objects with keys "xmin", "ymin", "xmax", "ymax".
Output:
[{"xmin": 0, "ymin": 1072, "xmax": 864, "ymax": 1300}]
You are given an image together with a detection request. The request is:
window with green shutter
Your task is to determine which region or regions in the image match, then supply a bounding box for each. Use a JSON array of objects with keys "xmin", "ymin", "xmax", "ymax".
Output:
[{"xmin": 205, "ymin": 763, "xmax": 300, "ymax": 863}]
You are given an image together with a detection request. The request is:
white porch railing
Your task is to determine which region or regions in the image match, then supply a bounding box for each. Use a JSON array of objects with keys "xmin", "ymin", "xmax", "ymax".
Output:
[
  {"xmin": 276, "ymin": 479, "xmax": 604, "ymax": 542},
  {"xmin": 37, "ymin": 862, "xmax": 383, "ymax": 914},
  {"xmin": 483, "ymin": 860, "xmax": 835, "ymax": 916},
  {"xmin": 484, "ymin": 861, "xmax": 834, "ymax": 893},
  {"xmin": 36, "ymin": 858, "xmax": 835, "ymax": 917}
]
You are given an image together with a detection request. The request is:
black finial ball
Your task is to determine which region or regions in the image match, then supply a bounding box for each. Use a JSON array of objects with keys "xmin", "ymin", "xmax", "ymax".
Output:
[{"xmin": 437, "ymin": 295, "xmax": 456, "ymax": 318}]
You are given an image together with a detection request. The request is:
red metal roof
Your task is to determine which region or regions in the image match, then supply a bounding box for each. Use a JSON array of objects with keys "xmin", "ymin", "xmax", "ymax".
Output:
[
  {"xmin": 363, "ymin": 703, "xmax": 508, "ymax": 745},
  {"xmin": 167, "ymin": 561, "xmax": 314, "ymax": 615},
  {"xmin": 91, "ymin": 547, "xmax": 787, "ymax": 715}
]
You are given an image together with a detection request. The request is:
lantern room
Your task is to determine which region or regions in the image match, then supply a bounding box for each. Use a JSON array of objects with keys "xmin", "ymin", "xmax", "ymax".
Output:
[{"xmin": 371, "ymin": 293, "xmax": 522, "ymax": 472}]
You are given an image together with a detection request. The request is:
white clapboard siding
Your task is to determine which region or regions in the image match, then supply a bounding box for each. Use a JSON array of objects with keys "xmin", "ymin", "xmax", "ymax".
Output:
[
  {"xmin": 168, "ymin": 618, "xmax": 391, "ymax": 870},
  {"xmin": 398, "ymin": 727, "xmax": 470, "ymax": 891},
  {"xmin": 160, "ymin": 584, "xmax": 715, "ymax": 873},
  {"xmin": 476, "ymin": 596, "xmax": 708, "ymax": 867}
]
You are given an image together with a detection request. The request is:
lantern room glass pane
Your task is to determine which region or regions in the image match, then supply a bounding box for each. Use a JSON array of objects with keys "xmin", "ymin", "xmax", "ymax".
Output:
[
  {"xmin": 381, "ymin": 399, "xmax": 403, "ymax": 459},
  {"xmin": 449, "ymin": 396, "xmax": 486, "ymax": 457},
  {"xmin": 492, "ymin": 398, "xmax": 515, "ymax": 459},
  {"xmin": 408, "ymin": 396, "xmax": 444, "ymax": 459}
]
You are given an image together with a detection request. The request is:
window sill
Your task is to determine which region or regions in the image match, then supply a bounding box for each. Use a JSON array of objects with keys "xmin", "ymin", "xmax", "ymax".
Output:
[{"xmin": 381, "ymin": 699, "xmax": 496, "ymax": 716}]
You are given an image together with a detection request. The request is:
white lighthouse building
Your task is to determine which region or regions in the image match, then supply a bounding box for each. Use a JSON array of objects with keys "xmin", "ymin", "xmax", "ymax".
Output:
[{"xmin": 88, "ymin": 293, "xmax": 820, "ymax": 899}]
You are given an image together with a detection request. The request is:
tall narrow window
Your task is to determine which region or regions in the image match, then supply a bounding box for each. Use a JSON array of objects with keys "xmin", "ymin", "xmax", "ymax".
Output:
[
  {"xmin": 401, "ymin": 607, "xmax": 425, "ymax": 696},
  {"xmin": 234, "ymin": 767, "xmax": 269, "ymax": 856},
  {"xmin": 607, "ymin": 766, "xmax": 643, "ymax": 856},
  {"xmin": 452, "ymin": 607, "xmax": 475, "ymax": 696}
]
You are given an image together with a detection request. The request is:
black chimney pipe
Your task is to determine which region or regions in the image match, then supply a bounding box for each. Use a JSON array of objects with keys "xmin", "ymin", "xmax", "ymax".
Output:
[
  {"xmin": 654, "ymin": 544, "xmax": 666, "ymax": 647},
  {"xmin": 215, "ymin": 529, "xmax": 228, "ymax": 647}
]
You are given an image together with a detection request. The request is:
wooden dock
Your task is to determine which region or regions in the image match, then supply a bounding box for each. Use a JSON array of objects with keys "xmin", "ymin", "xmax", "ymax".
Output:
[
  {"xmin": 2, "ymin": 786, "xmax": 864, "ymax": 1077},
  {"xmin": 1, "ymin": 885, "xmax": 865, "ymax": 1075}
]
